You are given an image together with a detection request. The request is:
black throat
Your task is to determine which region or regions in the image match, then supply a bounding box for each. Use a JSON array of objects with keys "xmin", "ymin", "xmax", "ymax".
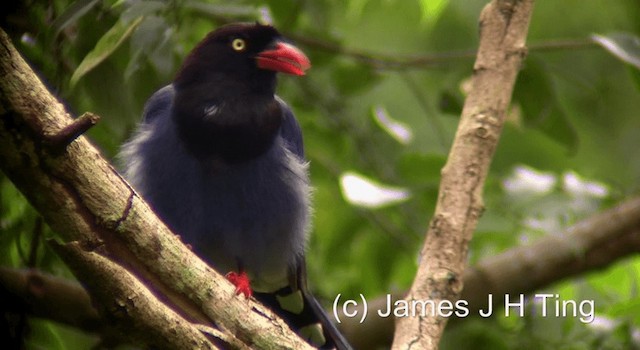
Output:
[{"xmin": 172, "ymin": 82, "xmax": 283, "ymax": 163}]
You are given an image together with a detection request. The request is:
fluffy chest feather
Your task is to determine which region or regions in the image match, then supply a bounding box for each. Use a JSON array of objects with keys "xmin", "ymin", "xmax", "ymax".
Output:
[{"xmin": 121, "ymin": 111, "xmax": 310, "ymax": 292}]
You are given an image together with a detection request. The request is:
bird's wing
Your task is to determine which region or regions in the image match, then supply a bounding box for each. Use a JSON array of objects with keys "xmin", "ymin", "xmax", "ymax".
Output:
[
  {"xmin": 142, "ymin": 85, "xmax": 175, "ymax": 124},
  {"xmin": 276, "ymin": 96, "xmax": 305, "ymax": 159}
]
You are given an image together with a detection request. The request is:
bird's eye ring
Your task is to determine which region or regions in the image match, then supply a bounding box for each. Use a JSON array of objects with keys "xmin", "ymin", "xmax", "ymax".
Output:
[{"xmin": 231, "ymin": 38, "xmax": 246, "ymax": 51}]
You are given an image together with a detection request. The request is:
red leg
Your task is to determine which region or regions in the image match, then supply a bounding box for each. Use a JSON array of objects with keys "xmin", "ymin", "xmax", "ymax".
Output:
[{"xmin": 225, "ymin": 270, "xmax": 252, "ymax": 298}]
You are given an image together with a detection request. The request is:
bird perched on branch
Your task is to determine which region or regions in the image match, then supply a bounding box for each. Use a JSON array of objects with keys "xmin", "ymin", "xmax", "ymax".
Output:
[{"xmin": 119, "ymin": 22, "xmax": 351, "ymax": 349}]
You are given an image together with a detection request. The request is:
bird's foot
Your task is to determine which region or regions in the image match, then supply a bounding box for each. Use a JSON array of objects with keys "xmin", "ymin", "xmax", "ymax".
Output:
[{"xmin": 225, "ymin": 271, "xmax": 252, "ymax": 298}]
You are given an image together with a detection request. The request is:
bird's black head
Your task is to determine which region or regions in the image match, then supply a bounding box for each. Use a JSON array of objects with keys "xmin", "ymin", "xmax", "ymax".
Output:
[
  {"xmin": 174, "ymin": 23, "xmax": 310, "ymax": 97},
  {"xmin": 171, "ymin": 23, "xmax": 310, "ymax": 163}
]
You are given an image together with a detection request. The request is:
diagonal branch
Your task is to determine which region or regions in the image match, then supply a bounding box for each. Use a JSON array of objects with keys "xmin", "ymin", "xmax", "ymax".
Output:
[
  {"xmin": 340, "ymin": 195, "xmax": 640, "ymax": 349},
  {"xmin": 0, "ymin": 266, "xmax": 101, "ymax": 333},
  {"xmin": 391, "ymin": 1, "xmax": 536, "ymax": 348},
  {"xmin": 289, "ymin": 34, "xmax": 594, "ymax": 70},
  {"xmin": 0, "ymin": 27, "xmax": 313, "ymax": 349},
  {"xmin": 462, "ymin": 195, "xmax": 640, "ymax": 311},
  {"xmin": 50, "ymin": 241, "xmax": 221, "ymax": 349},
  {"xmin": 3, "ymin": 194, "xmax": 639, "ymax": 348}
]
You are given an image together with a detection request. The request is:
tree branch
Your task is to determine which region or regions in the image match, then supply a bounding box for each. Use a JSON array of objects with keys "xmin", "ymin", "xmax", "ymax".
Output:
[
  {"xmin": 340, "ymin": 195, "xmax": 640, "ymax": 348},
  {"xmin": 0, "ymin": 27, "xmax": 313, "ymax": 349},
  {"xmin": 462, "ymin": 195, "xmax": 640, "ymax": 312},
  {"xmin": 4, "ymin": 194, "xmax": 637, "ymax": 348},
  {"xmin": 188, "ymin": 5, "xmax": 594, "ymax": 71},
  {"xmin": 391, "ymin": 1, "xmax": 535, "ymax": 348},
  {"xmin": 43, "ymin": 112, "xmax": 100, "ymax": 151},
  {"xmin": 50, "ymin": 241, "xmax": 221, "ymax": 349},
  {"xmin": 0, "ymin": 266, "xmax": 101, "ymax": 333},
  {"xmin": 290, "ymin": 32, "xmax": 594, "ymax": 71}
]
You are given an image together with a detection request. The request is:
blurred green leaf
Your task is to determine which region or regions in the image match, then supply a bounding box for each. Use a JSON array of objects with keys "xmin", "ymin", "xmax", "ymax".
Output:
[
  {"xmin": 513, "ymin": 59, "xmax": 578, "ymax": 152},
  {"xmin": 592, "ymin": 32, "xmax": 640, "ymax": 70},
  {"xmin": 70, "ymin": 16, "xmax": 143, "ymax": 87},
  {"xmin": 629, "ymin": 66, "xmax": 640, "ymax": 91},
  {"xmin": 126, "ymin": 15, "xmax": 174, "ymax": 80},
  {"xmin": 438, "ymin": 89, "xmax": 464, "ymax": 116},
  {"xmin": 51, "ymin": 0, "xmax": 101, "ymax": 36},
  {"xmin": 332, "ymin": 61, "xmax": 379, "ymax": 96},
  {"xmin": 264, "ymin": 0, "xmax": 300, "ymax": 28},
  {"xmin": 397, "ymin": 153, "xmax": 445, "ymax": 186},
  {"xmin": 418, "ymin": 0, "xmax": 449, "ymax": 25},
  {"xmin": 183, "ymin": 1, "xmax": 258, "ymax": 20},
  {"xmin": 121, "ymin": 1, "xmax": 165, "ymax": 22}
]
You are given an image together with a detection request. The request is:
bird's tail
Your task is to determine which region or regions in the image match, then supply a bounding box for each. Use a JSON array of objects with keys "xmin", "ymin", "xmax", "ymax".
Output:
[
  {"xmin": 303, "ymin": 287, "xmax": 353, "ymax": 350},
  {"xmin": 253, "ymin": 287, "xmax": 352, "ymax": 350}
]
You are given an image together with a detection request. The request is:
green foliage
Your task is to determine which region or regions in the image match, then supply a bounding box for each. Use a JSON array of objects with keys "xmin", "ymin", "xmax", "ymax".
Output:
[
  {"xmin": 3, "ymin": 0, "xmax": 640, "ymax": 348},
  {"xmin": 593, "ymin": 32, "xmax": 640, "ymax": 70},
  {"xmin": 513, "ymin": 58, "xmax": 578, "ymax": 152},
  {"xmin": 444, "ymin": 260, "xmax": 640, "ymax": 350},
  {"xmin": 70, "ymin": 15, "xmax": 143, "ymax": 87}
]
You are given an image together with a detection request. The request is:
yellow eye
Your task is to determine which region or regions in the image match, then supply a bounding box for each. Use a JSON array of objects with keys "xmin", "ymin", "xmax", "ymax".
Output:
[{"xmin": 231, "ymin": 38, "xmax": 246, "ymax": 51}]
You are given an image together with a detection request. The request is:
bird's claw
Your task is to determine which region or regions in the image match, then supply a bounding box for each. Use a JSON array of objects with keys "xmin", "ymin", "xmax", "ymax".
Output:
[{"xmin": 225, "ymin": 271, "xmax": 252, "ymax": 298}]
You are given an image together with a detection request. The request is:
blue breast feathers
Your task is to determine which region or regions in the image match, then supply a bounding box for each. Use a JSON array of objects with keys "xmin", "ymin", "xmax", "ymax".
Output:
[{"xmin": 119, "ymin": 85, "xmax": 311, "ymax": 292}]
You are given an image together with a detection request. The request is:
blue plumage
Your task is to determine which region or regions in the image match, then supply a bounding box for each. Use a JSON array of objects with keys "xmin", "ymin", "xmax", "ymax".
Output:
[
  {"xmin": 121, "ymin": 85, "xmax": 310, "ymax": 292},
  {"xmin": 119, "ymin": 23, "xmax": 350, "ymax": 349}
]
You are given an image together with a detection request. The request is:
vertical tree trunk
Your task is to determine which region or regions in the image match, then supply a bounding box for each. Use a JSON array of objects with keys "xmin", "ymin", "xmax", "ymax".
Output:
[{"xmin": 392, "ymin": 1, "xmax": 535, "ymax": 348}]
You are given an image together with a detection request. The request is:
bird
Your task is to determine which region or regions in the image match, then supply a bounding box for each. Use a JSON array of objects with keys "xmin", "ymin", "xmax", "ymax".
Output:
[{"xmin": 119, "ymin": 22, "xmax": 351, "ymax": 349}]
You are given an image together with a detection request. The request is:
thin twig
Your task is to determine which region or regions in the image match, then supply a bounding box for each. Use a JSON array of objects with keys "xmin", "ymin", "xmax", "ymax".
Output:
[
  {"xmin": 187, "ymin": 9, "xmax": 595, "ymax": 70},
  {"xmin": 290, "ymin": 34, "xmax": 595, "ymax": 70},
  {"xmin": 43, "ymin": 112, "xmax": 100, "ymax": 151}
]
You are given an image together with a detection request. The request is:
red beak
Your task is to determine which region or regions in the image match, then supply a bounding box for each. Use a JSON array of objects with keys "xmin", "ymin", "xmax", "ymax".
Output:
[{"xmin": 256, "ymin": 42, "xmax": 311, "ymax": 76}]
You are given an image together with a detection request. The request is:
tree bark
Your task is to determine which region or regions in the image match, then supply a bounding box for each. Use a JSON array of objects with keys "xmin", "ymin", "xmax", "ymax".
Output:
[
  {"xmin": 0, "ymin": 27, "xmax": 313, "ymax": 350},
  {"xmin": 340, "ymin": 195, "xmax": 640, "ymax": 348},
  {"xmin": 50, "ymin": 241, "xmax": 221, "ymax": 349},
  {"xmin": 3, "ymin": 194, "xmax": 639, "ymax": 348},
  {"xmin": 392, "ymin": 1, "xmax": 535, "ymax": 348}
]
